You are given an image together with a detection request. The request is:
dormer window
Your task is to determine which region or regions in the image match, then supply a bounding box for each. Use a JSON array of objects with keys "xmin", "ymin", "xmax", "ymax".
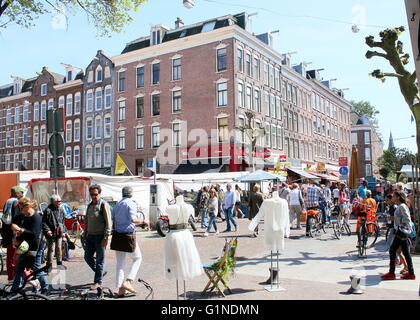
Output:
[
  {"xmin": 150, "ymin": 25, "xmax": 169, "ymax": 45},
  {"xmin": 41, "ymin": 84, "xmax": 47, "ymax": 96},
  {"xmin": 96, "ymin": 66, "xmax": 103, "ymax": 82},
  {"xmin": 152, "ymin": 30, "xmax": 161, "ymax": 45},
  {"xmin": 67, "ymin": 70, "xmax": 73, "ymax": 81}
]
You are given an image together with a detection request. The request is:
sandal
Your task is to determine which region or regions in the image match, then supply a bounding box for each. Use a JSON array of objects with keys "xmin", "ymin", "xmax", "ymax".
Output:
[{"xmin": 400, "ymin": 269, "xmax": 408, "ymax": 274}]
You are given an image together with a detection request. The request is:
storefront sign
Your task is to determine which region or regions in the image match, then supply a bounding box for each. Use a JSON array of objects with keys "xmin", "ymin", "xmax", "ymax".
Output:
[{"xmin": 316, "ymin": 162, "xmax": 326, "ymax": 171}]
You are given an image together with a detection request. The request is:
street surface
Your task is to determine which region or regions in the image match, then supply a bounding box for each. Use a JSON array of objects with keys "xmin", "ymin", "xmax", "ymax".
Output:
[{"xmin": 1, "ymin": 216, "xmax": 418, "ymax": 300}]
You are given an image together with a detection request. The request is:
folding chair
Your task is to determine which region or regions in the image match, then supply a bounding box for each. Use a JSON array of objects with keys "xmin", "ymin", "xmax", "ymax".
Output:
[{"xmin": 202, "ymin": 238, "xmax": 237, "ymax": 297}]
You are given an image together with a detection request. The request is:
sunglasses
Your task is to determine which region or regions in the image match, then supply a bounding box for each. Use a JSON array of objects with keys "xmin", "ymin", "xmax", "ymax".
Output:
[{"xmin": 90, "ymin": 193, "xmax": 99, "ymax": 197}]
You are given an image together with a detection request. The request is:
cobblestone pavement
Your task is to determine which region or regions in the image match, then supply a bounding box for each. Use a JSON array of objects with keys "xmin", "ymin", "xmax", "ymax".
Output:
[{"xmin": 1, "ymin": 217, "xmax": 418, "ymax": 300}]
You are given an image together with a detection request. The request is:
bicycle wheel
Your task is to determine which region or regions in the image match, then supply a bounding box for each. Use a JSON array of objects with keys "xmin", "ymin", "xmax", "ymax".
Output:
[
  {"xmin": 385, "ymin": 227, "xmax": 392, "ymax": 243},
  {"xmin": 332, "ymin": 221, "xmax": 341, "ymax": 240},
  {"xmin": 156, "ymin": 219, "xmax": 170, "ymax": 237},
  {"xmin": 366, "ymin": 223, "xmax": 379, "ymax": 248},
  {"xmin": 9, "ymin": 292, "xmax": 50, "ymax": 300},
  {"xmin": 357, "ymin": 226, "xmax": 366, "ymax": 257},
  {"xmin": 188, "ymin": 215, "xmax": 197, "ymax": 231},
  {"xmin": 0, "ymin": 252, "xmax": 4, "ymax": 274},
  {"xmin": 343, "ymin": 220, "xmax": 352, "ymax": 236}
]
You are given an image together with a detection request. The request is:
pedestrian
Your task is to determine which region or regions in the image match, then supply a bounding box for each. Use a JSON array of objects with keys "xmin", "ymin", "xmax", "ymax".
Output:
[
  {"xmin": 111, "ymin": 186, "xmax": 147, "ymax": 297},
  {"xmin": 289, "ymin": 183, "xmax": 304, "ymax": 230},
  {"xmin": 1, "ymin": 186, "xmax": 25, "ymax": 283},
  {"xmin": 215, "ymin": 184, "xmax": 225, "ymax": 221},
  {"xmin": 10, "ymin": 198, "xmax": 43, "ymax": 292},
  {"xmin": 199, "ymin": 186, "xmax": 210, "ymax": 228},
  {"xmin": 332, "ymin": 183, "xmax": 340, "ymax": 205},
  {"xmin": 83, "ymin": 184, "xmax": 112, "ymax": 290},
  {"xmin": 204, "ymin": 189, "xmax": 219, "ymax": 237},
  {"xmin": 278, "ymin": 182, "xmax": 290, "ymax": 201},
  {"xmin": 357, "ymin": 179, "xmax": 368, "ymax": 200},
  {"xmin": 222, "ymin": 183, "xmax": 238, "ymax": 233},
  {"xmin": 195, "ymin": 187, "xmax": 202, "ymax": 219},
  {"xmin": 234, "ymin": 185, "xmax": 244, "ymax": 218},
  {"xmin": 42, "ymin": 195, "xmax": 66, "ymax": 269},
  {"xmin": 381, "ymin": 191, "xmax": 416, "ymax": 280},
  {"xmin": 248, "ymin": 184, "xmax": 264, "ymax": 237}
]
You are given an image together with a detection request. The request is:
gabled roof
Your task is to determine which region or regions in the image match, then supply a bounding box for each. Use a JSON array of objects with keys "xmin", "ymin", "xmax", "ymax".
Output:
[
  {"xmin": 0, "ymin": 84, "xmax": 13, "ymax": 98},
  {"xmin": 121, "ymin": 13, "xmax": 246, "ymax": 54}
]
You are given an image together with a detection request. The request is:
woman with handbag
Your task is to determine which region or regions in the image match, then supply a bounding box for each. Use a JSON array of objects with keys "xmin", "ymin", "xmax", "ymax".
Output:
[
  {"xmin": 381, "ymin": 191, "xmax": 416, "ymax": 280},
  {"xmin": 111, "ymin": 187, "xmax": 148, "ymax": 297},
  {"xmin": 204, "ymin": 189, "xmax": 219, "ymax": 237}
]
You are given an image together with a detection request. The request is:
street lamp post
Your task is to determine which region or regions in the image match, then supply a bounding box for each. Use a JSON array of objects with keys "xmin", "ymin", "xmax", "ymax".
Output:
[{"xmin": 183, "ymin": 0, "xmax": 195, "ymax": 8}]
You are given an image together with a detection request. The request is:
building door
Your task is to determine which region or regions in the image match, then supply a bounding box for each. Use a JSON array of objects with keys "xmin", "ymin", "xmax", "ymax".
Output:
[{"xmin": 136, "ymin": 159, "xmax": 144, "ymax": 176}]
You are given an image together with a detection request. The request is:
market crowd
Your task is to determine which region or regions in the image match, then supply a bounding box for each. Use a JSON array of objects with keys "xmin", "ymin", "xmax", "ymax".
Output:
[{"xmin": 0, "ymin": 178, "xmax": 416, "ymax": 298}]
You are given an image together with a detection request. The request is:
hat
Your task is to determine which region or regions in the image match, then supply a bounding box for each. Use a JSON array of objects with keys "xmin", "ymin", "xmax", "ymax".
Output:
[{"xmin": 11, "ymin": 186, "xmax": 25, "ymax": 193}]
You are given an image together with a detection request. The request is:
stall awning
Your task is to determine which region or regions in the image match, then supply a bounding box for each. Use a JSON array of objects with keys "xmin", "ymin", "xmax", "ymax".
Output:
[
  {"xmin": 330, "ymin": 171, "xmax": 340, "ymax": 177},
  {"xmin": 310, "ymin": 172, "xmax": 339, "ymax": 181},
  {"xmin": 173, "ymin": 157, "xmax": 230, "ymax": 174},
  {"xmin": 287, "ymin": 168, "xmax": 319, "ymax": 179}
]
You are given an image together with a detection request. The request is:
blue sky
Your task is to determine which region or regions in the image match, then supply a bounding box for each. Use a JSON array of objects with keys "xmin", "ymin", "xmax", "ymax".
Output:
[{"xmin": 0, "ymin": 0, "xmax": 416, "ymax": 152}]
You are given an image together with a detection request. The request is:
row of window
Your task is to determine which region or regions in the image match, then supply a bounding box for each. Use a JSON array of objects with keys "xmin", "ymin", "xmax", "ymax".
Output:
[
  {"xmin": 85, "ymin": 87, "xmax": 112, "ymax": 112},
  {"xmin": 85, "ymin": 114, "xmax": 112, "ymax": 140},
  {"xmin": 312, "ymin": 115, "xmax": 350, "ymax": 143},
  {"xmin": 84, "ymin": 143, "xmax": 112, "ymax": 168}
]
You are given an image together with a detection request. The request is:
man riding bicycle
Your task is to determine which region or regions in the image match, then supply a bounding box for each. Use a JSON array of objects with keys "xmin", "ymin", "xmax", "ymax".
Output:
[
  {"xmin": 356, "ymin": 190, "xmax": 377, "ymax": 233},
  {"xmin": 305, "ymin": 181, "xmax": 326, "ymax": 237}
]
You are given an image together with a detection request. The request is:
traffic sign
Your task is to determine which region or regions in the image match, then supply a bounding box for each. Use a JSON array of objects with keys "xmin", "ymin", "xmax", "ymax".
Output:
[
  {"xmin": 48, "ymin": 132, "xmax": 65, "ymax": 156},
  {"xmin": 339, "ymin": 166, "xmax": 349, "ymax": 176},
  {"xmin": 339, "ymin": 157, "xmax": 348, "ymax": 167}
]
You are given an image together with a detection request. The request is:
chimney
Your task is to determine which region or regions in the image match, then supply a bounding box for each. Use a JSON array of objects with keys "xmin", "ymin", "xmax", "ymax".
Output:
[{"xmin": 175, "ymin": 17, "xmax": 184, "ymax": 29}]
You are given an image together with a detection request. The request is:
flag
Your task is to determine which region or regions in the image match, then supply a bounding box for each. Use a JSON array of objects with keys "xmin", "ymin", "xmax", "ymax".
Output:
[
  {"xmin": 115, "ymin": 154, "xmax": 128, "ymax": 175},
  {"xmin": 411, "ymin": 114, "xmax": 415, "ymax": 123}
]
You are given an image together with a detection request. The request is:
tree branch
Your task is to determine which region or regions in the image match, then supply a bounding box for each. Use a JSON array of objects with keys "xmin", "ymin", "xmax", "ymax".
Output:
[
  {"xmin": 366, "ymin": 50, "xmax": 387, "ymax": 60},
  {"xmin": 0, "ymin": 0, "xmax": 13, "ymax": 16}
]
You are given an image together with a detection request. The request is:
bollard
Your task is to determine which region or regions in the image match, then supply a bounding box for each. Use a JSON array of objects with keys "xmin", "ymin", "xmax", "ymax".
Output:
[{"xmin": 347, "ymin": 274, "xmax": 364, "ymax": 294}]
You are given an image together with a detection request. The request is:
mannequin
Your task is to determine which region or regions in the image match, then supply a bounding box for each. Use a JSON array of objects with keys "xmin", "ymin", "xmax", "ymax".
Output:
[
  {"xmin": 164, "ymin": 195, "xmax": 203, "ymax": 299},
  {"xmin": 248, "ymin": 191, "xmax": 290, "ymax": 291}
]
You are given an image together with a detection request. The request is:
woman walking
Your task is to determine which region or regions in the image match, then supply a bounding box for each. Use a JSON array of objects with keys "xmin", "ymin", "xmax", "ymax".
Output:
[
  {"xmin": 204, "ymin": 189, "xmax": 219, "ymax": 237},
  {"xmin": 234, "ymin": 185, "xmax": 244, "ymax": 218},
  {"xmin": 289, "ymin": 183, "xmax": 304, "ymax": 230},
  {"xmin": 381, "ymin": 191, "xmax": 416, "ymax": 280}
]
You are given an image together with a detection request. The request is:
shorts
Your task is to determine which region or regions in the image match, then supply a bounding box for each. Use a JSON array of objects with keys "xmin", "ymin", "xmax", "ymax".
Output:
[
  {"xmin": 339, "ymin": 203, "xmax": 347, "ymax": 210},
  {"xmin": 235, "ymin": 201, "xmax": 241, "ymax": 207}
]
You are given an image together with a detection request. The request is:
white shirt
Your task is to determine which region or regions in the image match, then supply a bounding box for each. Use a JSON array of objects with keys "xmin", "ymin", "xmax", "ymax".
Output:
[
  {"xmin": 289, "ymin": 189, "xmax": 302, "ymax": 206},
  {"xmin": 333, "ymin": 188, "xmax": 340, "ymax": 198}
]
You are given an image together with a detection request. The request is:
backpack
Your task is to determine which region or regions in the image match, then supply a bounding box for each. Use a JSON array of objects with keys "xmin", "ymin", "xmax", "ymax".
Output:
[{"xmin": 1, "ymin": 198, "xmax": 18, "ymax": 225}]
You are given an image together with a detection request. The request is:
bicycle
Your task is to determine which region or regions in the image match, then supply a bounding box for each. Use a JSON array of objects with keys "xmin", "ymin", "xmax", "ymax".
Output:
[
  {"xmin": 354, "ymin": 201, "xmax": 380, "ymax": 257},
  {"xmin": 306, "ymin": 208, "xmax": 326, "ymax": 238},
  {"xmin": 0, "ymin": 265, "xmax": 50, "ymax": 300},
  {"xmin": 156, "ymin": 206, "xmax": 197, "ymax": 237},
  {"xmin": 66, "ymin": 208, "xmax": 86, "ymax": 250},
  {"xmin": 331, "ymin": 204, "xmax": 352, "ymax": 240}
]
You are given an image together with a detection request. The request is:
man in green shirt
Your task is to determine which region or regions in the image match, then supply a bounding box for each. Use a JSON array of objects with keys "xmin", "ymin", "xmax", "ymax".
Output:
[{"xmin": 83, "ymin": 184, "xmax": 112, "ymax": 290}]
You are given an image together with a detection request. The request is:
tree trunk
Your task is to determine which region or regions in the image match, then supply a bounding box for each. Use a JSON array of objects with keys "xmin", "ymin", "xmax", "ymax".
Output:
[{"xmin": 413, "ymin": 120, "xmax": 420, "ymax": 253}]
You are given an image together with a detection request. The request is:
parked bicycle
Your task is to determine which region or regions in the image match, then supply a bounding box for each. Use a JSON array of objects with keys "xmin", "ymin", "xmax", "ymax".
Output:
[
  {"xmin": 0, "ymin": 265, "xmax": 50, "ymax": 300},
  {"xmin": 65, "ymin": 207, "xmax": 86, "ymax": 250},
  {"xmin": 156, "ymin": 204, "xmax": 197, "ymax": 237},
  {"xmin": 330, "ymin": 204, "xmax": 352, "ymax": 240},
  {"xmin": 306, "ymin": 208, "xmax": 326, "ymax": 238},
  {"xmin": 354, "ymin": 201, "xmax": 380, "ymax": 258}
]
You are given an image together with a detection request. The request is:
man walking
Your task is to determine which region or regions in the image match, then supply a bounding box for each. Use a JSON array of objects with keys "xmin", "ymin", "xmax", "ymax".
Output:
[
  {"xmin": 42, "ymin": 195, "xmax": 66, "ymax": 269},
  {"xmin": 1, "ymin": 186, "xmax": 25, "ymax": 283},
  {"xmin": 222, "ymin": 184, "xmax": 238, "ymax": 233},
  {"xmin": 248, "ymin": 184, "xmax": 264, "ymax": 237},
  {"xmin": 111, "ymin": 187, "xmax": 146, "ymax": 297},
  {"xmin": 83, "ymin": 184, "xmax": 112, "ymax": 290},
  {"xmin": 215, "ymin": 184, "xmax": 225, "ymax": 221}
]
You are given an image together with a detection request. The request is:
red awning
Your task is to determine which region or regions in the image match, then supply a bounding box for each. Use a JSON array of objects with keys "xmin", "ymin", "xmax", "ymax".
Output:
[
  {"xmin": 330, "ymin": 171, "xmax": 340, "ymax": 177},
  {"xmin": 310, "ymin": 172, "xmax": 339, "ymax": 181}
]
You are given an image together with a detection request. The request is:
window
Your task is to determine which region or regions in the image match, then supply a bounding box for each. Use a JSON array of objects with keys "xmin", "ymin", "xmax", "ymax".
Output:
[
  {"xmin": 59, "ymin": 96, "xmax": 65, "ymax": 109},
  {"xmin": 41, "ymin": 84, "xmax": 47, "ymax": 96},
  {"xmin": 172, "ymin": 123, "xmax": 181, "ymax": 147},
  {"xmin": 40, "ymin": 125, "xmax": 46, "ymax": 145},
  {"xmin": 96, "ymin": 66, "xmax": 103, "ymax": 82},
  {"xmin": 254, "ymin": 90, "xmax": 261, "ymax": 113},
  {"xmin": 14, "ymin": 130, "xmax": 19, "ymax": 146},
  {"xmin": 253, "ymin": 57, "xmax": 260, "ymax": 80},
  {"xmin": 40, "ymin": 150, "xmax": 46, "ymax": 170},
  {"xmin": 275, "ymin": 69, "xmax": 280, "ymax": 90},
  {"xmin": 271, "ymin": 125, "xmax": 276, "ymax": 149},
  {"xmin": 270, "ymin": 96, "xmax": 275, "ymax": 117},
  {"xmin": 75, "ymin": 92, "xmax": 81, "ymax": 114},
  {"xmin": 95, "ymin": 88, "xmax": 102, "ymax": 110},
  {"xmin": 103, "ymin": 144, "xmax": 111, "ymax": 167},
  {"xmin": 152, "ymin": 63, "xmax": 160, "ymax": 84},
  {"xmin": 6, "ymin": 109, "xmax": 12, "ymax": 124},
  {"xmin": 276, "ymin": 97, "xmax": 281, "ymax": 120},
  {"xmin": 152, "ymin": 94, "xmax": 160, "ymax": 116},
  {"xmin": 246, "ymin": 86, "xmax": 252, "ymax": 110},
  {"xmin": 218, "ymin": 117, "xmax": 229, "ymax": 142},
  {"xmin": 95, "ymin": 116, "xmax": 102, "ymax": 139},
  {"xmin": 265, "ymin": 123, "xmax": 271, "ymax": 148},
  {"xmin": 136, "ymin": 128, "xmax": 144, "ymax": 150},
  {"xmin": 85, "ymin": 145, "xmax": 93, "ymax": 168},
  {"xmin": 94, "ymin": 144, "xmax": 101, "ymax": 167},
  {"xmin": 269, "ymin": 65, "xmax": 274, "ymax": 88},
  {"xmin": 364, "ymin": 131, "xmax": 370, "ymax": 144},
  {"xmin": 104, "ymin": 114, "xmax": 111, "ymax": 138},
  {"xmin": 118, "ymin": 71, "xmax": 126, "ymax": 92},
  {"xmin": 23, "ymin": 105, "xmax": 29, "ymax": 122},
  {"xmin": 238, "ymin": 117, "xmax": 245, "ymax": 144},
  {"xmin": 152, "ymin": 29, "xmax": 161, "ymax": 45},
  {"xmin": 365, "ymin": 147, "xmax": 371, "ymax": 161},
  {"xmin": 202, "ymin": 21, "xmax": 216, "ymax": 32},
  {"xmin": 65, "ymin": 147, "xmax": 72, "ymax": 169},
  {"xmin": 66, "ymin": 120, "xmax": 72, "ymax": 143},
  {"xmin": 33, "ymin": 127, "xmax": 39, "ymax": 146},
  {"xmin": 86, "ymin": 90, "xmax": 93, "ymax": 112},
  {"xmin": 134, "ymin": 66, "xmax": 145, "ymax": 88},
  {"xmin": 172, "ymin": 91, "xmax": 182, "ymax": 112},
  {"xmin": 217, "ymin": 48, "xmax": 227, "ymax": 72},
  {"xmin": 276, "ymin": 127, "xmax": 282, "ymax": 150},
  {"xmin": 118, "ymin": 130, "xmax": 126, "ymax": 151},
  {"xmin": 152, "ymin": 126, "xmax": 160, "ymax": 148},
  {"xmin": 287, "ymin": 84, "xmax": 292, "ymax": 101},
  {"xmin": 237, "ymin": 83, "xmax": 244, "ymax": 108},
  {"xmin": 15, "ymin": 106, "xmax": 20, "ymax": 123},
  {"xmin": 66, "ymin": 94, "xmax": 73, "ymax": 116},
  {"xmin": 86, "ymin": 118, "xmax": 93, "ymax": 140},
  {"xmin": 23, "ymin": 128, "xmax": 29, "ymax": 145},
  {"xmin": 33, "ymin": 151, "xmax": 38, "ymax": 170},
  {"xmin": 172, "ymin": 59, "xmax": 181, "ymax": 81},
  {"xmin": 118, "ymin": 100, "xmax": 126, "ymax": 121},
  {"xmin": 265, "ymin": 93, "xmax": 270, "ymax": 116},
  {"xmin": 73, "ymin": 147, "xmax": 80, "ymax": 169},
  {"xmin": 217, "ymin": 82, "xmax": 227, "ymax": 107},
  {"xmin": 48, "ymin": 99, "xmax": 54, "ymax": 110},
  {"xmin": 366, "ymin": 164, "xmax": 372, "ymax": 177},
  {"xmin": 351, "ymin": 132, "xmax": 358, "ymax": 144},
  {"xmin": 237, "ymin": 48, "xmax": 243, "ymax": 72},
  {"xmin": 264, "ymin": 62, "xmax": 269, "ymax": 85},
  {"xmin": 245, "ymin": 53, "xmax": 251, "ymax": 76},
  {"xmin": 74, "ymin": 119, "xmax": 80, "ymax": 142},
  {"xmin": 136, "ymin": 97, "xmax": 144, "ymax": 118},
  {"xmin": 104, "ymin": 87, "xmax": 111, "ymax": 109}
]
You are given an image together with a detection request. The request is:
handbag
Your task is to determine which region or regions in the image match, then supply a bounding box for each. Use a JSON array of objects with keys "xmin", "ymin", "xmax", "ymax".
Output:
[
  {"xmin": 110, "ymin": 231, "xmax": 136, "ymax": 253},
  {"xmin": 395, "ymin": 226, "xmax": 409, "ymax": 240}
]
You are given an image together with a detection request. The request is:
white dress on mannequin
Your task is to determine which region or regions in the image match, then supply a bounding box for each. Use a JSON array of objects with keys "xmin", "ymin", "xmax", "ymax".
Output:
[
  {"xmin": 248, "ymin": 191, "xmax": 290, "ymax": 251},
  {"xmin": 164, "ymin": 195, "xmax": 203, "ymax": 280}
]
